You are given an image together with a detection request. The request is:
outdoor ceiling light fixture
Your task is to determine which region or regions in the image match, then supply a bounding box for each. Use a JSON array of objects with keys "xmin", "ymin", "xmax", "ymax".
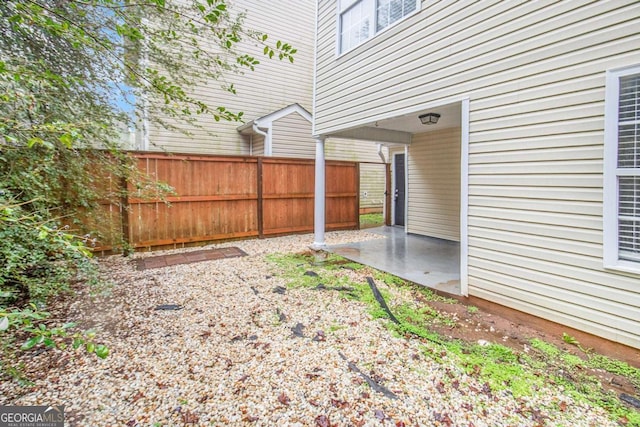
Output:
[{"xmin": 419, "ymin": 112, "xmax": 440, "ymax": 125}]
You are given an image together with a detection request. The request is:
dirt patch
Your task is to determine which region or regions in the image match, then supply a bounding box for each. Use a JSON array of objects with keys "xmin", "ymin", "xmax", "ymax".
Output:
[{"xmin": 415, "ymin": 289, "xmax": 640, "ymax": 398}]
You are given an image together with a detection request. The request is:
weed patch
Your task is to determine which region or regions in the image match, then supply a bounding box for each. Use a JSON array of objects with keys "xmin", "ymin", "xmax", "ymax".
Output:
[{"xmin": 267, "ymin": 251, "xmax": 640, "ymax": 426}]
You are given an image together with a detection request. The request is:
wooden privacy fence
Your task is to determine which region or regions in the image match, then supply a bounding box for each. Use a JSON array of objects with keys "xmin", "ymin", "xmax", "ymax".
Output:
[{"xmin": 93, "ymin": 152, "xmax": 359, "ymax": 252}]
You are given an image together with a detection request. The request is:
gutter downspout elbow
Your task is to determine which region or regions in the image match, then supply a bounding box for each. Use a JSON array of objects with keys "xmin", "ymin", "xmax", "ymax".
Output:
[
  {"xmin": 377, "ymin": 143, "xmax": 386, "ymax": 163},
  {"xmin": 252, "ymin": 122, "xmax": 272, "ymax": 156}
]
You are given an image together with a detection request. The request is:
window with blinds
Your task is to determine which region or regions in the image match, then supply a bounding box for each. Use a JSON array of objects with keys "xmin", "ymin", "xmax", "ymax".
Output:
[
  {"xmin": 617, "ymin": 74, "xmax": 640, "ymax": 262},
  {"xmin": 376, "ymin": 0, "xmax": 417, "ymax": 32},
  {"xmin": 338, "ymin": 0, "xmax": 419, "ymax": 54}
]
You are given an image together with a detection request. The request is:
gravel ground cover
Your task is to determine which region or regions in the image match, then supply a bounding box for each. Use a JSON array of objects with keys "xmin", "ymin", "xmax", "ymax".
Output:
[{"xmin": 0, "ymin": 231, "xmax": 620, "ymax": 426}]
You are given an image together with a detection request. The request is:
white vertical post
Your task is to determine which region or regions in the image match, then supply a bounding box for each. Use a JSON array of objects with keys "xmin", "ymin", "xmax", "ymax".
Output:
[{"xmin": 312, "ymin": 136, "xmax": 326, "ymax": 250}]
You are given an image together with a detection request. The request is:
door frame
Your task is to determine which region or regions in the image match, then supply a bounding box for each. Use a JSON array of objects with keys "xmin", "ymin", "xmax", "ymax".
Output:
[{"xmin": 391, "ymin": 150, "xmax": 408, "ymax": 229}]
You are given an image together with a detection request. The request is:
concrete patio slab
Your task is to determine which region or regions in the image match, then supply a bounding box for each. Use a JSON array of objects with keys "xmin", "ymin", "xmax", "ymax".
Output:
[{"xmin": 327, "ymin": 226, "xmax": 461, "ymax": 295}]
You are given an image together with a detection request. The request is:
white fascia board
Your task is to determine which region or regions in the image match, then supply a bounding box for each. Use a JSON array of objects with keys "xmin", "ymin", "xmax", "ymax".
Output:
[
  {"xmin": 259, "ymin": 103, "xmax": 312, "ymax": 125},
  {"xmin": 237, "ymin": 103, "xmax": 312, "ymax": 135}
]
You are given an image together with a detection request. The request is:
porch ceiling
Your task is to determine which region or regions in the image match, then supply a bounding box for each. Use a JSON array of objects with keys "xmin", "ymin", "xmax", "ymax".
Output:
[{"xmin": 325, "ymin": 102, "xmax": 462, "ymax": 144}]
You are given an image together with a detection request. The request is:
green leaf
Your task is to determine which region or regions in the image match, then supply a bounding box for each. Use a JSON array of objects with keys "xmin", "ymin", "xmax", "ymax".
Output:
[
  {"xmin": 21, "ymin": 335, "xmax": 42, "ymax": 350},
  {"xmin": 95, "ymin": 345, "xmax": 109, "ymax": 359},
  {"xmin": 72, "ymin": 338, "xmax": 83, "ymax": 349},
  {"xmin": 43, "ymin": 337, "xmax": 55, "ymax": 347},
  {"xmin": 27, "ymin": 137, "xmax": 44, "ymax": 148},
  {"xmin": 86, "ymin": 342, "xmax": 95, "ymax": 353}
]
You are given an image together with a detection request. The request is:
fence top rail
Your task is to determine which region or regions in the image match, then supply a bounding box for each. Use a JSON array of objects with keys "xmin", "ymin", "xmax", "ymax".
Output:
[
  {"xmin": 129, "ymin": 151, "xmax": 260, "ymax": 163},
  {"xmin": 127, "ymin": 151, "xmax": 359, "ymax": 167}
]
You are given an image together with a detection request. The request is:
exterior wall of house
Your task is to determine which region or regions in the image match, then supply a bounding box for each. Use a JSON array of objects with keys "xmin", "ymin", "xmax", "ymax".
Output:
[
  {"xmin": 146, "ymin": 0, "xmax": 315, "ymax": 155},
  {"xmin": 271, "ymin": 112, "xmax": 316, "ymax": 158},
  {"xmin": 314, "ymin": 0, "xmax": 640, "ymax": 348},
  {"xmin": 359, "ymin": 163, "xmax": 386, "ymax": 213},
  {"xmin": 408, "ymin": 128, "xmax": 460, "ymax": 241},
  {"xmin": 251, "ymin": 135, "xmax": 265, "ymax": 156}
]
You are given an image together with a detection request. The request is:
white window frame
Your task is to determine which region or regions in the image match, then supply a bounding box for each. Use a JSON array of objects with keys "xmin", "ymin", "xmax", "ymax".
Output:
[
  {"xmin": 337, "ymin": 0, "xmax": 420, "ymax": 55},
  {"xmin": 603, "ymin": 64, "xmax": 640, "ymax": 274}
]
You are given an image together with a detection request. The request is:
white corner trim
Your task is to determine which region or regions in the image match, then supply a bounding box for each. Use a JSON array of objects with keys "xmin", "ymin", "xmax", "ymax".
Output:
[
  {"xmin": 404, "ymin": 145, "xmax": 409, "ymax": 233},
  {"xmin": 603, "ymin": 68, "xmax": 620, "ymax": 269},
  {"xmin": 313, "ymin": 0, "xmax": 320, "ymax": 137},
  {"xmin": 460, "ymin": 98, "xmax": 470, "ymax": 296}
]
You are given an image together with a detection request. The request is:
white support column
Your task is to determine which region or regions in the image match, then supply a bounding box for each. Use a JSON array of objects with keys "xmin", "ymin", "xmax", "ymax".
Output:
[{"xmin": 311, "ymin": 136, "xmax": 326, "ymax": 250}]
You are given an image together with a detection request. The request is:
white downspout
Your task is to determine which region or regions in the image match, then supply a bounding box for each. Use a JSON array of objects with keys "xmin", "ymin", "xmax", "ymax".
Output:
[
  {"xmin": 377, "ymin": 143, "xmax": 386, "ymax": 163},
  {"xmin": 252, "ymin": 122, "xmax": 271, "ymax": 156}
]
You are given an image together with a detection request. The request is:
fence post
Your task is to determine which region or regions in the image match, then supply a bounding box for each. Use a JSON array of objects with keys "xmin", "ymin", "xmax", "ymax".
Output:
[
  {"xmin": 119, "ymin": 154, "xmax": 131, "ymax": 253},
  {"xmin": 257, "ymin": 157, "xmax": 264, "ymax": 238}
]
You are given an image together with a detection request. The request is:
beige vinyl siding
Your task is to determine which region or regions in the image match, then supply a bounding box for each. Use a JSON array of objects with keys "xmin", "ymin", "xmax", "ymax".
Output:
[
  {"xmin": 147, "ymin": 0, "xmax": 315, "ymax": 154},
  {"xmin": 251, "ymin": 135, "xmax": 265, "ymax": 156},
  {"xmin": 407, "ymin": 128, "xmax": 460, "ymax": 241},
  {"xmin": 271, "ymin": 112, "xmax": 315, "ymax": 158},
  {"xmin": 316, "ymin": 1, "xmax": 638, "ymax": 130},
  {"xmin": 359, "ymin": 163, "xmax": 386, "ymax": 212},
  {"xmin": 326, "ymin": 138, "xmax": 385, "ymax": 162},
  {"xmin": 315, "ymin": 0, "xmax": 640, "ymax": 348}
]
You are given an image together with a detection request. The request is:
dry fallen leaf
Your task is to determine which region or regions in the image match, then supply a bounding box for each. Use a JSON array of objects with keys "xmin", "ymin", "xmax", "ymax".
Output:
[
  {"xmin": 277, "ymin": 392, "xmax": 291, "ymax": 405},
  {"xmin": 315, "ymin": 414, "xmax": 330, "ymax": 427},
  {"xmin": 181, "ymin": 410, "xmax": 199, "ymax": 424},
  {"xmin": 131, "ymin": 391, "xmax": 144, "ymax": 403},
  {"xmin": 330, "ymin": 398, "xmax": 349, "ymax": 409}
]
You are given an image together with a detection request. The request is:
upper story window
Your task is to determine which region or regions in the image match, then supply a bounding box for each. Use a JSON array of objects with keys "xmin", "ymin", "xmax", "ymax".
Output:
[
  {"xmin": 339, "ymin": 0, "xmax": 419, "ymax": 54},
  {"xmin": 604, "ymin": 65, "xmax": 640, "ymax": 273}
]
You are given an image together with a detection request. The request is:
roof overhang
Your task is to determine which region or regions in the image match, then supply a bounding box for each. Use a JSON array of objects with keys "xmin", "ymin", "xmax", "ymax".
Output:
[{"xmin": 237, "ymin": 103, "xmax": 312, "ymax": 135}]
